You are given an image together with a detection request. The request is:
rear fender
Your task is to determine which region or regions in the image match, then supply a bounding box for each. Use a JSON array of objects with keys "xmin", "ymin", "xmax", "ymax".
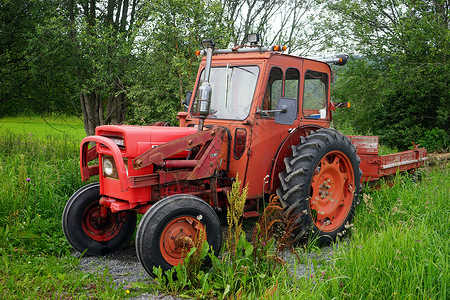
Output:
[{"xmin": 268, "ymin": 125, "xmax": 323, "ymax": 192}]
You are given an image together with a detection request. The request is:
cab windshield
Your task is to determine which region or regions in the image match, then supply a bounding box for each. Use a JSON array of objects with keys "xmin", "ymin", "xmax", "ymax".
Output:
[{"xmin": 193, "ymin": 65, "xmax": 259, "ymax": 120}]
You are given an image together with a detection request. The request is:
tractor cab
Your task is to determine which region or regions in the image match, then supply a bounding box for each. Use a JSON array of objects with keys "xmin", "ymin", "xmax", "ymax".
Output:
[{"xmin": 178, "ymin": 36, "xmax": 347, "ymax": 198}]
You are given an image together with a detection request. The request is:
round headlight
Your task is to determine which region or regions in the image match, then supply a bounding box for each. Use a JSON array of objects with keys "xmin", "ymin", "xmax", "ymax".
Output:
[{"xmin": 103, "ymin": 158, "xmax": 114, "ymax": 176}]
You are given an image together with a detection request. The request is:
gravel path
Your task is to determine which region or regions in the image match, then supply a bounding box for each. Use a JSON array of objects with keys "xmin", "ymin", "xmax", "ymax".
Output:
[
  {"xmin": 74, "ymin": 245, "xmax": 180, "ymax": 299},
  {"xmin": 75, "ymin": 245, "xmax": 149, "ymax": 285},
  {"xmin": 74, "ymin": 238, "xmax": 338, "ymax": 299}
]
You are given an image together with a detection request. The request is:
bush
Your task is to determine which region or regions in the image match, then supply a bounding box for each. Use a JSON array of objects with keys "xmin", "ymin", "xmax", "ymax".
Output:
[{"xmin": 418, "ymin": 127, "xmax": 449, "ymax": 152}]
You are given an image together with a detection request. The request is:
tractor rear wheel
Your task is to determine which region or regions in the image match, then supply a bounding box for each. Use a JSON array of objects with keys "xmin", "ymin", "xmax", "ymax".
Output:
[
  {"xmin": 62, "ymin": 183, "xmax": 137, "ymax": 255},
  {"xmin": 277, "ymin": 128, "xmax": 362, "ymax": 244},
  {"xmin": 135, "ymin": 194, "xmax": 222, "ymax": 277}
]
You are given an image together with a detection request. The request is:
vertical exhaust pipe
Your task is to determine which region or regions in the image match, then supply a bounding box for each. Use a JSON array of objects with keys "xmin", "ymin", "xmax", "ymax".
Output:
[{"xmin": 196, "ymin": 39, "xmax": 215, "ymax": 131}]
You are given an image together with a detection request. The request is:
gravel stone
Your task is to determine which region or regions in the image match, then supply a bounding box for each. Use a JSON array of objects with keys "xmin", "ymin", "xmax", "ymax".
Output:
[{"xmin": 74, "ymin": 230, "xmax": 342, "ymax": 298}]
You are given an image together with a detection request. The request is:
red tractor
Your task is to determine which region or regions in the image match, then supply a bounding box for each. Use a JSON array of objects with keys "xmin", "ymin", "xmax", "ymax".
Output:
[{"xmin": 62, "ymin": 36, "xmax": 427, "ymax": 276}]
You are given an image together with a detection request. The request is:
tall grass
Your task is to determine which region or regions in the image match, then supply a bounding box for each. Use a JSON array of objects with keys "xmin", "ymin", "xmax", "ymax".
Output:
[
  {"xmin": 330, "ymin": 166, "xmax": 448, "ymax": 299},
  {"xmin": 151, "ymin": 164, "xmax": 448, "ymax": 299},
  {"xmin": 0, "ymin": 131, "xmax": 83, "ymax": 254},
  {"xmin": 283, "ymin": 165, "xmax": 448, "ymax": 299},
  {"xmin": 0, "ymin": 130, "xmax": 124, "ymax": 298}
]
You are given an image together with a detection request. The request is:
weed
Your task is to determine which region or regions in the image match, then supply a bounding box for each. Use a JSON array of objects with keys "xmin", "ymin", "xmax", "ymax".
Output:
[{"xmin": 226, "ymin": 174, "xmax": 248, "ymax": 259}]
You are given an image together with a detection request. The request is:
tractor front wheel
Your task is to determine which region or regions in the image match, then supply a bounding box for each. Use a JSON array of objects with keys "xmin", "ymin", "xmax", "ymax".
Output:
[
  {"xmin": 135, "ymin": 194, "xmax": 222, "ymax": 277},
  {"xmin": 62, "ymin": 183, "xmax": 137, "ymax": 255},
  {"xmin": 277, "ymin": 128, "xmax": 362, "ymax": 244}
]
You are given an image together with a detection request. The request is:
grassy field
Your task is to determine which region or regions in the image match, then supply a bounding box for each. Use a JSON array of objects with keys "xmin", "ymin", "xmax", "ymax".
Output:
[
  {"xmin": 0, "ymin": 116, "xmax": 447, "ymax": 299},
  {"xmin": 0, "ymin": 115, "xmax": 86, "ymax": 140}
]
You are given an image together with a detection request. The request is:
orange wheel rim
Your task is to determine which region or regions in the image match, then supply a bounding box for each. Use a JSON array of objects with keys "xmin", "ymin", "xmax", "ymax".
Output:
[
  {"xmin": 159, "ymin": 216, "xmax": 206, "ymax": 266},
  {"xmin": 309, "ymin": 151, "xmax": 355, "ymax": 232}
]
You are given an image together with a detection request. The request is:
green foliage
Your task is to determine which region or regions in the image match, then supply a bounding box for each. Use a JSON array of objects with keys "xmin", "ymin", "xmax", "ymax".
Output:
[
  {"xmin": 152, "ymin": 240, "xmax": 214, "ymax": 297},
  {"xmin": 0, "ymin": 129, "xmax": 125, "ymax": 298},
  {"xmin": 126, "ymin": 0, "xmax": 231, "ymax": 125},
  {"xmin": 151, "ymin": 176, "xmax": 288, "ymax": 299},
  {"xmin": 0, "ymin": 0, "xmax": 77, "ymax": 117},
  {"xmin": 149, "ymin": 163, "xmax": 448, "ymax": 299},
  {"xmin": 418, "ymin": 127, "xmax": 450, "ymax": 152},
  {"xmin": 0, "ymin": 118, "xmax": 447, "ymax": 298},
  {"xmin": 328, "ymin": 0, "xmax": 450, "ymax": 151},
  {"xmin": 0, "ymin": 248, "xmax": 123, "ymax": 298},
  {"xmin": 0, "ymin": 131, "xmax": 83, "ymax": 255},
  {"xmin": 325, "ymin": 166, "xmax": 449, "ymax": 299},
  {"xmin": 226, "ymin": 174, "xmax": 248, "ymax": 258}
]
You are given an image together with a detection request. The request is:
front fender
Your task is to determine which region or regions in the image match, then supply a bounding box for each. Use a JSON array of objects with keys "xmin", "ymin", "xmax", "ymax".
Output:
[{"xmin": 80, "ymin": 136, "xmax": 129, "ymax": 192}]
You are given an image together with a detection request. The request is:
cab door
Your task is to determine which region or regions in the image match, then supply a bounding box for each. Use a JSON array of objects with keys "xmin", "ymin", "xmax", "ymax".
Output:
[{"xmin": 243, "ymin": 61, "xmax": 302, "ymax": 198}]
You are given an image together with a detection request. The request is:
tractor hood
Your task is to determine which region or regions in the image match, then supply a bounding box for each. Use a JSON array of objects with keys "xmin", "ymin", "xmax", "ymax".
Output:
[{"xmin": 95, "ymin": 125, "xmax": 198, "ymax": 158}]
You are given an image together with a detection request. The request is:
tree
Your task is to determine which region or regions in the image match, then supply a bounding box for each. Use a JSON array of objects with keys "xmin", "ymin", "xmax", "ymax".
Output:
[
  {"xmin": 326, "ymin": 0, "xmax": 449, "ymax": 150},
  {"xmin": 126, "ymin": 0, "xmax": 231, "ymax": 125},
  {"xmin": 126, "ymin": 0, "xmax": 332, "ymax": 125},
  {"xmin": 0, "ymin": 0, "xmax": 77, "ymax": 117},
  {"xmin": 220, "ymin": 0, "xmax": 330, "ymax": 55},
  {"xmin": 63, "ymin": 0, "xmax": 151, "ymax": 135}
]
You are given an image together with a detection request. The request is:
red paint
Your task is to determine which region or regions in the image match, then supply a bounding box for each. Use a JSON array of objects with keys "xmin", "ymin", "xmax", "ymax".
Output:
[
  {"xmin": 349, "ymin": 136, "xmax": 427, "ymax": 182},
  {"xmin": 82, "ymin": 201, "xmax": 126, "ymax": 242}
]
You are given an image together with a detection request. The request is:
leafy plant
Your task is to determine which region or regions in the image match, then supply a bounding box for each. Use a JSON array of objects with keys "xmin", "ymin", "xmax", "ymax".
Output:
[
  {"xmin": 418, "ymin": 127, "xmax": 449, "ymax": 152},
  {"xmin": 327, "ymin": 0, "xmax": 449, "ymax": 151},
  {"xmin": 226, "ymin": 174, "xmax": 248, "ymax": 259}
]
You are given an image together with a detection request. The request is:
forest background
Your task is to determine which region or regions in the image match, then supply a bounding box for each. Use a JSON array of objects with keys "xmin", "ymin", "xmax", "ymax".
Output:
[{"xmin": 1, "ymin": 0, "xmax": 449, "ymax": 151}]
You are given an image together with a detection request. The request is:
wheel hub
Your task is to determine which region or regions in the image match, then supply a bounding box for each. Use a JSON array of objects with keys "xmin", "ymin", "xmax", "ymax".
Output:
[
  {"xmin": 310, "ymin": 151, "xmax": 354, "ymax": 232},
  {"xmin": 82, "ymin": 203, "xmax": 127, "ymax": 242},
  {"xmin": 160, "ymin": 216, "xmax": 206, "ymax": 266}
]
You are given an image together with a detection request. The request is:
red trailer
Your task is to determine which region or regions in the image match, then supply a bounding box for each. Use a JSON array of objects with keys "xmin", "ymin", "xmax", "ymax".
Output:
[{"xmin": 350, "ymin": 136, "xmax": 427, "ymax": 182}]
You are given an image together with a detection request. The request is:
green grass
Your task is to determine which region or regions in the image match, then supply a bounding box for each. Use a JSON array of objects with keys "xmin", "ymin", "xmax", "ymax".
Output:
[
  {"xmin": 0, "ymin": 249, "xmax": 121, "ymax": 299},
  {"xmin": 0, "ymin": 122, "xmax": 125, "ymax": 298},
  {"xmin": 319, "ymin": 167, "xmax": 448, "ymax": 299},
  {"xmin": 0, "ymin": 114, "xmax": 86, "ymax": 140}
]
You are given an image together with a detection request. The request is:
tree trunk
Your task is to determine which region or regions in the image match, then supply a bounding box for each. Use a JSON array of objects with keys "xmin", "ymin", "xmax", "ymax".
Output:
[{"xmin": 80, "ymin": 92, "xmax": 96, "ymax": 135}]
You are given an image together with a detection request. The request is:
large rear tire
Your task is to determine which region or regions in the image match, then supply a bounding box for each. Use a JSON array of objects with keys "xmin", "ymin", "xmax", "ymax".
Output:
[
  {"xmin": 277, "ymin": 128, "xmax": 362, "ymax": 244},
  {"xmin": 62, "ymin": 183, "xmax": 137, "ymax": 255},
  {"xmin": 135, "ymin": 194, "xmax": 222, "ymax": 277}
]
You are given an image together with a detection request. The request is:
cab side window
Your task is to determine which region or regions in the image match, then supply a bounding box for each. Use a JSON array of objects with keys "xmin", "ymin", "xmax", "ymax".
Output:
[
  {"xmin": 262, "ymin": 67, "xmax": 299, "ymax": 118},
  {"xmin": 285, "ymin": 68, "xmax": 299, "ymax": 100},
  {"xmin": 263, "ymin": 67, "xmax": 283, "ymax": 112},
  {"xmin": 303, "ymin": 70, "xmax": 328, "ymax": 119}
]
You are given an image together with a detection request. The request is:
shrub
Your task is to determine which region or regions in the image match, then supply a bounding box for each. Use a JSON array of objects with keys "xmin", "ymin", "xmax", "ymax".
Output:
[{"xmin": 418, "ymin": 127, "xmax": 449, "ymax": 152}]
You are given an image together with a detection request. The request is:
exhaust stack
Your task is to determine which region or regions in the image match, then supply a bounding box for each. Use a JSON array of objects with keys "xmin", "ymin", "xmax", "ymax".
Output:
[{"xmin": 195, "ymin": 39, "xmax": 215, "ymax": 131}]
